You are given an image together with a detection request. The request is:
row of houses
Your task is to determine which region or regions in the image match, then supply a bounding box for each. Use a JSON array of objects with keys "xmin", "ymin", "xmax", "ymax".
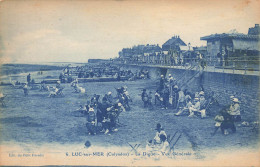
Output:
[
  {"xmin": 118, "ymin": 36, "xmax": 202, "ymax": 66},
  {"xmin": 117, "ymin": 24, "xmax": 259, "ymax": 69}
]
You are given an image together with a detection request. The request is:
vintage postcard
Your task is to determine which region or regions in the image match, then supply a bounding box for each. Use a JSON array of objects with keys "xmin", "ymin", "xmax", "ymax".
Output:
[{"xmin": 0, "ymin": 0, "xmax": 259, "ymax": 166}]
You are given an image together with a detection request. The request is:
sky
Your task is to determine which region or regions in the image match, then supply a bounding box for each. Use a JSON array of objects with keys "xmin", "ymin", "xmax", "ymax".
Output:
[{"xmin": 0, "ymin": 0, "xmax": 259, "ymax": 63}]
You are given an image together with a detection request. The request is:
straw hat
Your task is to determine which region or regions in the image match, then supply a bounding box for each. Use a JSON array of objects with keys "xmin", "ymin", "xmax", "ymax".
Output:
[
  {"xmin": 194, "ymin": 98, "xmax": 199, "ymax": 101},
  {"xmin": 233, "ymin": 98, "xmax": 240, "ymax": 103}
]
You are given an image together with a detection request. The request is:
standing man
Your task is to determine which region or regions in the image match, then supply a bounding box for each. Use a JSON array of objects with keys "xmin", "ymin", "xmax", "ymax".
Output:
[
  {"xmin": 27, "ymin": 73, "xmax": 31, "ymax": 85},
  {"xmin": 141, "ymin": 89, "xmax": 149, "ymax": 108},
  {"xmin": 172, "ymin": 85, "xmax": 179, "ymax": 109},
  {"xmin": 148, "ymin": 91, "xmax": 153, "ymax": 109},
  {"xmin": 162, "ymin": 86, "xmax": 170, "ymax": 109},
  {"xmin": 159, "ymin": 75, "xmax": 165, "ymax": 91},
  {"xmin": 177, "ymin": 88, "xmax": 185, "ymax": 110}
]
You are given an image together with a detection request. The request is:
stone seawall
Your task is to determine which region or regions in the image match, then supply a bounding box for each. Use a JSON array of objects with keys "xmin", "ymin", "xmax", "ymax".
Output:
[{"xmin": 121, "ymin": 64, "xmax": 259, "ymax": 121}]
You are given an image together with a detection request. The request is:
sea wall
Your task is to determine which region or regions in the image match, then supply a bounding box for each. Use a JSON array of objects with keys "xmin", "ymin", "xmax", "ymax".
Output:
[{"xmin": 121, "ymin": 64, "xmax": 259, "ymax": 121}]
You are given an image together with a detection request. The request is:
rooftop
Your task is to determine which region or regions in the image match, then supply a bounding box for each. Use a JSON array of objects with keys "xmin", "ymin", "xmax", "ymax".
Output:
[
  {"xmin": 200, "ymin": 33, "xmax": 259, "ymax": 40},
  {"xmin": 163, "ymin": 36, "xmax": 187, "ymax": 46}
]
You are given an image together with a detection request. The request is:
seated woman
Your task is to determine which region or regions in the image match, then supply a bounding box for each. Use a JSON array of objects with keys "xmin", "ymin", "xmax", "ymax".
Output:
[
  {"xmin": 221, "ymin": 109, "xmax": 236, "ymax": 135},
  {"xmin": 228, "ymin": 98, "xmax": 241, "ymax": 122},
  {"xmin": 48, "ymin": 87, "xmax": 58, "ymax": 97},
  {"xmin": 159, "ymin": 134, "xmax": 170, "ymax": 153},
  {"xmin": 188, "ymin": 98, "xmax": 200, "ymax": 117},
  {"xmin": 154, "ymin": 123, "xmax": 167, "ymax": 144},
  {"xmin": 175, "ymin": 98, "xmax": 192, "ymax": 116}
]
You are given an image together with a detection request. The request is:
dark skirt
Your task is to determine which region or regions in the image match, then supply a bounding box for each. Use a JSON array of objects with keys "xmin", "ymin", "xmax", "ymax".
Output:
[{"xmin": 231, "ymin": 115, "xmax": 241, "ymax": 122}]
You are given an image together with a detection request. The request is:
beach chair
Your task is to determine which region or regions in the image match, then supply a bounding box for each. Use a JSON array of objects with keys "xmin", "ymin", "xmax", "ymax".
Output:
[
  {"xmin": 127, "ymin": 142, "xmax": 141, "ymax": 154},
  {"xmin": 0, "ymin": 95, "xmax": 7, "ymax": 107},
  {"xmin": 167, "ymin": 131, "xmax": 182, "ymax": 151},
  {"xmin": 204, "ymin": 93, "xmax": 221, "ymax": 116},
  {"xmin": 56, "ymin": 87, "xmax": 64, "ymax": 97}
]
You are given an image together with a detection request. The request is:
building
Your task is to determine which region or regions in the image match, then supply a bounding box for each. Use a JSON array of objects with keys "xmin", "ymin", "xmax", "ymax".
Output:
[
  {"xmin": 200, "ymin": 24, "xmax": 260, "ymax": 68},
  {"xmin": 160, "ymin": 35, "xmax": 188, "ymax": 65},
  {"xmin": 118, "ymin": 44, "xmax": 161, "ymax": 64},
  {"xmin": 248, "ymin": 24, "xmax": 260, "ymax": 35},
  {"xmin": 162, "ymin": 35, "xmax": 187, "ymax": 51}
]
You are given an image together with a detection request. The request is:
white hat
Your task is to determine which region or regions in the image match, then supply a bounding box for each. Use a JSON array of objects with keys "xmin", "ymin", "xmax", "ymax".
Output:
[
  {"xmin": 89, "ymin": 108, "xmax": 94, "ymax": 112},
  {"xmin": 168, "ymin": 74, "xmax": 172, "ymax": 76},
  {"xmin": 108, "ymin": 91, "xmax": 112, "ymax": 95},
  {"xmin": 194, "ymin": 98, "xmax": 199, "ymax": 101},
  {"xmin": 230, "ymin": 96, "xmax": 235, "ymax": 99},
  {"xmin": 161, "ymin": 75, "xmax": 164, "ymax": 77},
  {"xmin": 199, "ymin": 91, "xmax": 204, "ymax": 95},
  {"xmin": 57, "ymin": 80, "xmax": 61, "ymax": 83},
  {"xmin": 174, "ymin": 85, "xmax": 178, "ymax": 89},
  {"xmin": 118, "ymin": 103, "xmax": 122, "ymax": 106},
  {"xmin": 233, "ymin": 98, "xmax": 239, "ymax": 103}
]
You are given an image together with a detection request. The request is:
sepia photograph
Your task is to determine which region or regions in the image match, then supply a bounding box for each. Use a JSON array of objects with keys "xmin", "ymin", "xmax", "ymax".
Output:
[{"xmin": 0, "ymin": 0, "xmax": 259, "ymax": 166}]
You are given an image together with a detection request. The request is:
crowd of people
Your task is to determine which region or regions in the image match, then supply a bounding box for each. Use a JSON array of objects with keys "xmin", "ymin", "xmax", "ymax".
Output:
[
  {"xmin": 141, "ymin": 74, "xmax": 212, "ymax": 118},
  {"xmin": 76, "ymin": 85, "xmax": 131, "ymax": 135},
  {"xmin": 58, "ymin": 64, "xmax": 150, "ymax": 83},
  {"xmin": 140, "ymin": 73, "xmax": 242, "ymax": 136}
]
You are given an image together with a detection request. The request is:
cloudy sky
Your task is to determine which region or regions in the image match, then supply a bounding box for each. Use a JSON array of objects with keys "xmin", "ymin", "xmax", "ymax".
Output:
[{"xmin": 0, "ymin": 0, "xmax": 259, "ymax": 63}]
